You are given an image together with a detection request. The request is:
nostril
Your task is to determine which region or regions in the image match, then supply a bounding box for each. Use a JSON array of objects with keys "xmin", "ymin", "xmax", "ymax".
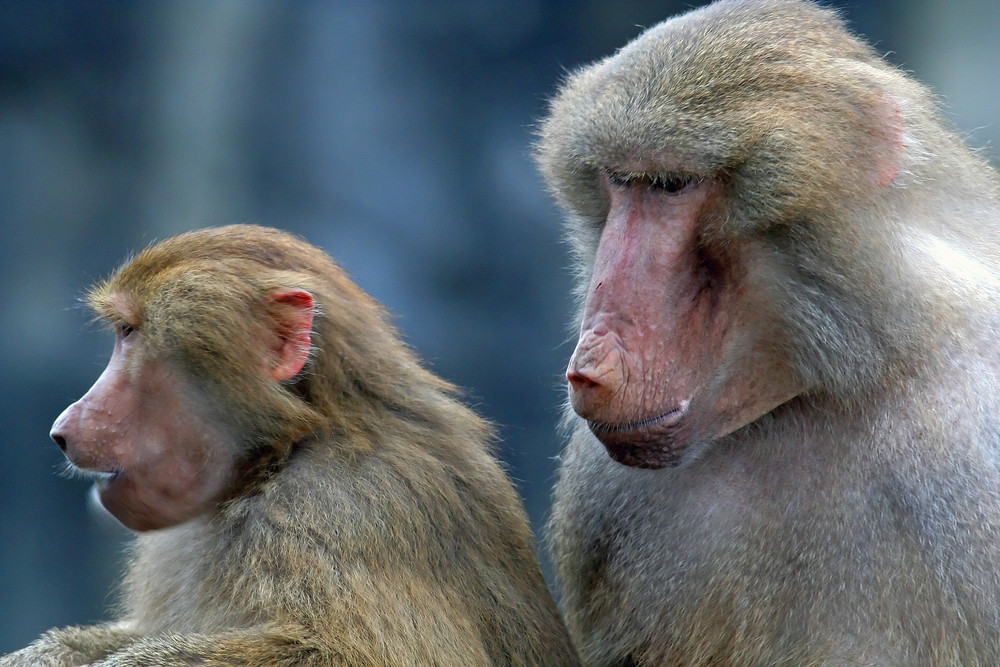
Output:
[
  {"xmin": 568, "ymin": 370, "xmax": 599, "ymax": 389},
  {"xmin": 51, "ymin": 433, "xmax": 68, "ymax": 452}
]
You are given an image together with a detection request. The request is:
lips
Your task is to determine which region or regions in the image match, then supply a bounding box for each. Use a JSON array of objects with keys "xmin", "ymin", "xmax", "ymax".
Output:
[
  {"xmin": 63, "ymin": 463, "xmax": 123, "ymax": 509},
  {"xmin": 90, "ymin": 470, "xmax": 127, "ymax": 520},
  {"xmin": 62, "ymin": 455, "xmax": 122, "ymax": 486},
  {"xmin": 65, "ymin": 461, "xmax": 121, "ymax": 491},
  {"xmin": 586, "ymin": 403, "xmax": 689, "ymax": 469},
  {"xmin": 92, "ymin": 470, "xmax": 119, "ymax": 490}
]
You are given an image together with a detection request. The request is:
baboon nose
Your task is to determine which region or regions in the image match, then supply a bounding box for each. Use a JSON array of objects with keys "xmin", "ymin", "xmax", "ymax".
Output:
[
  {"xmin": 568, "ymin": 369, "xmax": 600, "ymax": 390},
  {"xmin": 50, "ymin": 403, "xmax": 79, "ymax": 453},
  {"xmin": 51, "ymin": 432, "xmax": 68, "ymax": 452}
]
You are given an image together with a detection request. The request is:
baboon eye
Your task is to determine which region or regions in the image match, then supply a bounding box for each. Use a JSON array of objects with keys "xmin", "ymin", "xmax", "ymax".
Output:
[
  {"xmin": 650, "ymin": 174, "xmax": 698, "ymax": 194},
  {"xmin": 607, "ymin": 171, "xmax": 632, "ymax": 187},
  {"xmin": 118, "ymin": 323, "xmax": 136, "ymax": 339},
  {"xmin": 605, "ymin": 170, "xmax": 699, "ymax": 195}
]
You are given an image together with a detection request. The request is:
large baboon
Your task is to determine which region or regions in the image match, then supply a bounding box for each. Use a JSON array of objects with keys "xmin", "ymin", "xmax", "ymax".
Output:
[{"xmin": 537, "ymin": 0, "xmax": 1000, "ymax": 664}]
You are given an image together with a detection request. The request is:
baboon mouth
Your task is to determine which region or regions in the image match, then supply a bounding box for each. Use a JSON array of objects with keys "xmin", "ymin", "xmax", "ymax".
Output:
[
  {"xmin": 87, "ymin": 471, "xmax": 120, "ymax": 491},
  {"xmin": 62, "ymin": 460, "xmax": 121, "ymax": 486},
  {"xmin": 602, "ymin": 441, "xmax": 684, "ymax": 469},
  {"xmin": 587, "ymin": 406, "xmax": 686, "ymax": 435},
  {"xmin": 586, "ymin": 404, "xmax": 689, "ymax": 469},
  {"xmin": 81, "ymin": 470, "xmax": 120, "ymax": 490}
]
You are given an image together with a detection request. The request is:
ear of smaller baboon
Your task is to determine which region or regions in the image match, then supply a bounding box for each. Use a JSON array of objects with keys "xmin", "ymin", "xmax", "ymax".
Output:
[{"xmin": 269, "ymin": 289, "xmax": 315, "ymax": 382}]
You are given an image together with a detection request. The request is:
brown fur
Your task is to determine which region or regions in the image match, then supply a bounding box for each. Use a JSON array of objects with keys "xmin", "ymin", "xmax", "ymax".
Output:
[
  {"xmin": 537, "ymin": 0, "xmax": 1000, "ymax": 664},
  {"xmin": 2, "ymin": 225, "xmax": 579, "ymax": 666}
]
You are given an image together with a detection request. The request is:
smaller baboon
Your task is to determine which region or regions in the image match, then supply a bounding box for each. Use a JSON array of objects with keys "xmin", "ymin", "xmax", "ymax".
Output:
[{"xmin": 3, "ymin": 225, "xmax": 579, "ymax": 667}]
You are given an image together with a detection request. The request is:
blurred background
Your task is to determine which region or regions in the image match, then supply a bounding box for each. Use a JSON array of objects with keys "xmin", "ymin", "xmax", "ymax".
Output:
[{"xmin": 2, "ymin": 0, "xmax": 998, "ymax": 652}]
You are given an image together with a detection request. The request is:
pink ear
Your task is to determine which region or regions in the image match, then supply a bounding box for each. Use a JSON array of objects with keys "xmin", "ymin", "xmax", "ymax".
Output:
[
  {"xmin": 873, "ymin": 92, "xmax": 905, "ymax": 187},
  {"xmin": 270, "ymin": 289, "xmax": 315, "ymax": 382}
]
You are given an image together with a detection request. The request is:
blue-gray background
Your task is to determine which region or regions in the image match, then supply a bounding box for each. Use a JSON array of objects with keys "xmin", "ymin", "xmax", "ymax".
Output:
[{"xmin": 2, "ymin": 0, "xmax": 998, "ymax": 652}]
